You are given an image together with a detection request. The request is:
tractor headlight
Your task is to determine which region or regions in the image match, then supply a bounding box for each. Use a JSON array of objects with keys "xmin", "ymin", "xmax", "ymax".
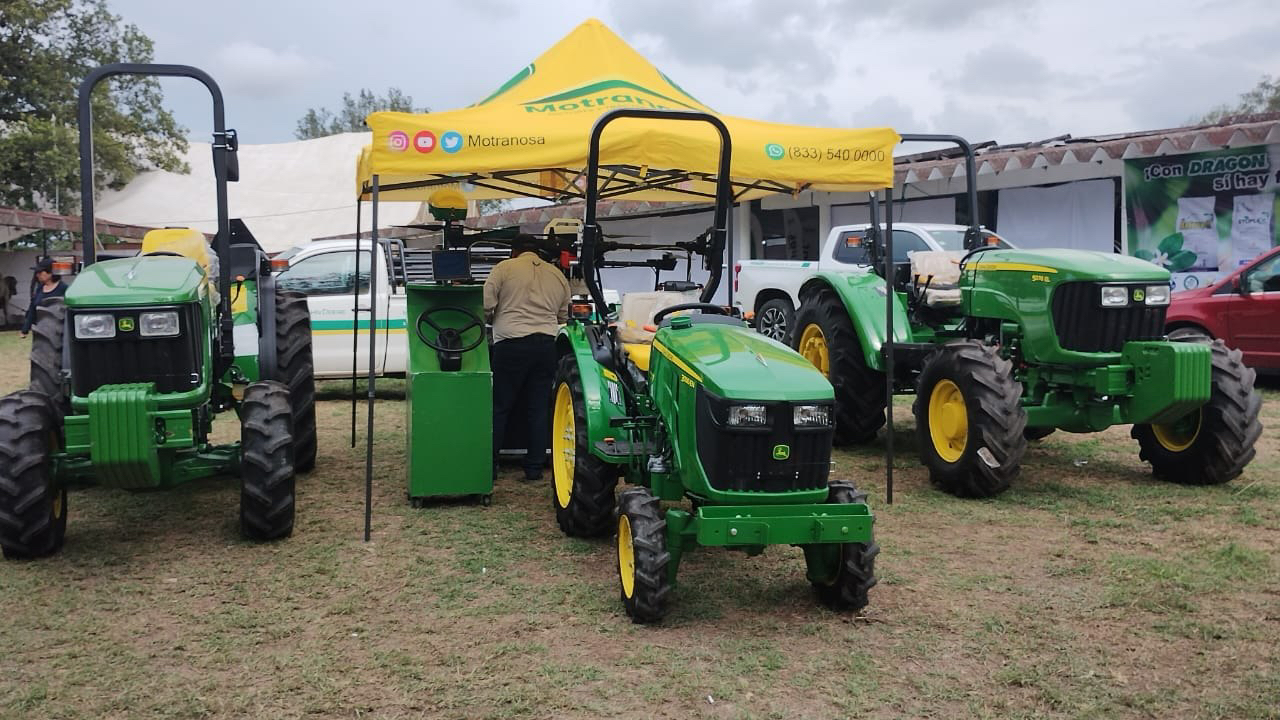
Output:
[
  {"xmin": 793, "ymin": 404, "xmax": 832, "ymax": 427},
  {"xmin": 1100, "ymin": 286, "xmax": 1129, "ymax": 307},
  {"xmin": 1144, "ymin": 284, "xmax": 1170, "ymax": 306},
  {"xmin": 139, "ymin": 311, "xmax": 180, "ymax": 337},
  {"xmin": 726, "ymin": 405, "xmax": 768, "ymax": 427},
  {"xmin": 74, "ymin": 313, "xmax": 116, "ymax": 339}
]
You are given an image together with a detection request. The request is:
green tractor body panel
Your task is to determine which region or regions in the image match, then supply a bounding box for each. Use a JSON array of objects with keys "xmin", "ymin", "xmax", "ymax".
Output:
[
  {"xmin": 651, "ymin": 322, "xmax": 833, "ymax": 401},
  {"xmin": 230, "ymin": 277, "xmax": 262, "ymax": 382},
  {"xmin": 557, "ymin": 323, "xmax": 628, "ymax": 463},
  {"xmin": 800, "ymin": 271, "xmax": 911, "ymax": 371},
  {"xmin": 65, "ymin": 256, "xmax": 208, "ymax": 307}
]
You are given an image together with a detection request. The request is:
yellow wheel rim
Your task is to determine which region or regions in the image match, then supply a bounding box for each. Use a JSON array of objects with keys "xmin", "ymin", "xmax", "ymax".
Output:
[
  {"xmin": 552, "ymin": 383, "xmax": 575, "ymax": 508},
  {"xmin": 1152, "ymin": 410, "xmax": 1202, "ymax": 453},
  {"xmin": 618, "ymin": 514, "xmax": 636, "ymax": 599},
  {"xmin": 798, "ymin": 324, "xmax": 830, "ymax": 376},
  {"xmin": 928, "ymin": 379, "xmax": 968, "ymax": 463}
]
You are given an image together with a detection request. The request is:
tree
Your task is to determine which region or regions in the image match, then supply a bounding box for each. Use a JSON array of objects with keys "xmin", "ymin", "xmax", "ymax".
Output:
[
  {"xmin": 0, "ymin": 0, "xmax": 188, "ymax": 212},
  {"xmin": 294, "ymin": 88, "xmax": 428, "ymax": 139},
  {"xmin": 1200, "ymin": 75, "xmax": 1280, "ymax": 123}
]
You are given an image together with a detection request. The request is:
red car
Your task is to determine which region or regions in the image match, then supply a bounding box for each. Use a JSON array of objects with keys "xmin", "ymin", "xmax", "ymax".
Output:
[{"xmin": 1165, "ymin": 246, "xmax": 1280, "ymax": 370}]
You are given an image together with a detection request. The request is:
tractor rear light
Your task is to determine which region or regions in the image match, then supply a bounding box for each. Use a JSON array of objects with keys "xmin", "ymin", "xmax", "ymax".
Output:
[
  {"xmin": 734, "ymin": 263, "xmax": 740, "ymax": 292},
  {"xmin": 793, "ymin": 404, "xmax": 832, "ymax": 427},
  {"xmin": 139, "ymin": 311, "xmax": 181, "ymax": 337},
  {"xmin": 52, "ymin": 260, "xmax": 74, "ymax": 274},
  {"xmin": 726, "ymin": 405, "xmax": 768, "ymax": 427},
  {"xmin": 74, "ymin": 313, "xmax": 116, "ymax": 339},
  {"xmin": 1144, "ymin": 284, "xmax": 1170, "ymax": 306},
  {"xmin": 1100, "ymin": 286, "xmax": 1129, "ymax": 307},
  {"xmin": 269, "ymin": 256, "xmax": 290, "ymax": 272},
  {"xmin": 570, "ymin": 303, "xmax": 592, "ymax": 319}
]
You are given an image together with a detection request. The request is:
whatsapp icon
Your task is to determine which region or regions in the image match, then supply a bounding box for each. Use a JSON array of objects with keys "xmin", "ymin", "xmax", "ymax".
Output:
[{"xmin": 765, "ymin": 143, "xmax": 784, "ymax": 160}]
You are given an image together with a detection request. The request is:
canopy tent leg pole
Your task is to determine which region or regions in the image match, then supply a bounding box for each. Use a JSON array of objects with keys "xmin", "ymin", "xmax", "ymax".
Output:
[
  {"xmin": 352, "ymin": 200, "xmax": 362, "ymax": 448},
  {"xmin": 364, "ymin": 176, "xmax": 379, "ymax": 543},
  {"xmin": 883, "ymin": 187, "xmax": 895, "ymax": 505}
]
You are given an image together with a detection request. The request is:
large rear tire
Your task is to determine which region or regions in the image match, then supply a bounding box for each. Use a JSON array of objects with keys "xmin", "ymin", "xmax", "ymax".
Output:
[
  {"xmin": 616, "ymin": 486, "xmax": 670, "ymax": 624},
  {"xmin": 805, "ymin": 482, "xmax": 878, "ymax": 612},
  {"xmin": 240, "ymin": 381, "xmax": 295, "ymax": 541},
  {"xmin": 0, "ymin": 390, "xmax": 66, "ymax": 559},
  {"xmin": 913, "ymin": 340, "xmax": 1027, "ymax": 498},
  {"xmin": 29, "ymin": 298, "xmax": 67, "ymax": 418},
  {"xmin": 550, "ymin": 355, "xmax": 619, "ymax": 538},
  {"xmin": 273, "ymin": 290, "xmax": 316, "ymax": 473},
  {"xmin": 1132, "ymin": 339, "xmax": 1262, "ymax": 485},
  {"xmin": 792, "ymin": 288, "xmax": 886, "ymax": 444}
]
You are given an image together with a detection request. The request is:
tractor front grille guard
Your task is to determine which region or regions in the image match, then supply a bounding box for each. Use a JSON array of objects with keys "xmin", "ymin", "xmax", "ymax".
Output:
[
  {"xmin": 694, "ymin": 389, "xmax": 832, "ymax": 494},
  {"xmin": 1050, "ymin": 282, "xmax": 1167, "ymax": 353}
]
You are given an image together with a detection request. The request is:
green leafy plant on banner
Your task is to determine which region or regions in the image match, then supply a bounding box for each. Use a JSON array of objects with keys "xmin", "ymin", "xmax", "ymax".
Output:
[{"xmin": 1135, "ymin": 233, "xmax": 1198, "ymax": 272}]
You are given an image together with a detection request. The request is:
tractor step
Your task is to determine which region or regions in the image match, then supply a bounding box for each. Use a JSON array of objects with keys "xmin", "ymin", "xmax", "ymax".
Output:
[{"xmin": 594, "ymin": 438, "xmax": 661, "ymax": 457}]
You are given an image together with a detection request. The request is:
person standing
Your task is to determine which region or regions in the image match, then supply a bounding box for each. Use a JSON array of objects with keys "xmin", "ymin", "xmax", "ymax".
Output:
[
  {"xmin": 484, "ymin": 234, "xmax": 571, "ymax": 482},
  {"xmin": 20, "ymin": 258, "xmax": 67, "ymax": 338}
]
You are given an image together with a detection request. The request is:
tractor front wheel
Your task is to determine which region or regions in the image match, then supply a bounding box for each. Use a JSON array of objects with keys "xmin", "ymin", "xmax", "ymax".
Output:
[
  {"xmin": 0, "ymin": 390, "xmax": 66, "ymax": 559},
  {"xmin": 550, "ymin": 355, "xmax": 618, "ymax": 537},
  {"xmin": 239, "ymin": 381, "xmax": 295, "ymax": 541},
  {"xmin": 616, "ymin": 486, "xmax": 671, "ymax": 624},
  {"xmin": 914, "ymin": 341, "xmax": 1027, "ymax": 498},
  {"xmin": 274, "ymin": 290, "xmax": 317, "ymax": 473},
  {"xmin": 805, "ymin": 482, "xmax": 878, "ymax": 612},
  {"xmin": 1132, "ymin": 339, "xmax": 1261, "ymax": 485},
  {"xmin": 793, "ymin": 288, "xmax": 886, "ymax": 444}
]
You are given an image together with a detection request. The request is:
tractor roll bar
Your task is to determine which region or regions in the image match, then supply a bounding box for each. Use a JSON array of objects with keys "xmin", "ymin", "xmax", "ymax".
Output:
[
  {"xmin": 78, "ymin": 63, "xmax": 237, "ymax": 375},
  {"xmin": 896, "ymin": 133, "xmax": 981, "ymax": 247},
  {"xmin": 583, "ymin": 109, "xmax": 733, "ymax": 316}
]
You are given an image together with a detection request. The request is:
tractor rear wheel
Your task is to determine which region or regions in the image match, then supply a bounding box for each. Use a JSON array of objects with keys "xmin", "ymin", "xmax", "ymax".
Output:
[
  {"xmin": 239, "ymin": 381, "xmax": 295, "ymax": 541},
  {"xmin": 805, "ymin": 482, "xmax": 878, "ymax": 611},
  {"xmin": 914, "ymin": 340, "xmax": 1027, "ymax": 498},
  {"xmin": 274, "ymin": 290, "xmax": 316, "ymax": 473},
  {"xmin": 793, "ymin": 288, "xmax": 886, "ymax": 444},
  {"xmin": 29, "ymin": 298, "xmax": 67, "ymax": 418},
  {"xmin": 550, "ymin": 355, "xmax": 618, "ymax": 537},
  {"xmin": 1132, "ymin": 339, "xmax": 1261, "ymax": 485},
  {"xmin": 0, "ymin": 390, "xmax": 66, "ymax": 559},
  {"xmin": 616, "ymin": 486, "xmax": 671, "ymax": 624}
]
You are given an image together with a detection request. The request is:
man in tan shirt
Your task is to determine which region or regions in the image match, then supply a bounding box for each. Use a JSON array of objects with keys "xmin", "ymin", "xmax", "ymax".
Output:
[{"xmin": 484, "ymin": 234, "xmax": 571, "ymax": 482}]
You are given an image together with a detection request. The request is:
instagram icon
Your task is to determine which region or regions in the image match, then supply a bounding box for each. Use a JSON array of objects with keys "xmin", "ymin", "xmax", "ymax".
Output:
[{"xmin": 388, "ymin": 131, "xmax": 409, "ymax": 152}]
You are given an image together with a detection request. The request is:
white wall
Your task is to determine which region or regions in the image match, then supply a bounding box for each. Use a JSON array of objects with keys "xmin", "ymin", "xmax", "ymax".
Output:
[
  {"xmin": 996, "ymin": 179, "xmax": 1115, "ymax": 252},
  {"xmin": 830, "ymin": 196, "xmax": 958, "ymax": 227}
]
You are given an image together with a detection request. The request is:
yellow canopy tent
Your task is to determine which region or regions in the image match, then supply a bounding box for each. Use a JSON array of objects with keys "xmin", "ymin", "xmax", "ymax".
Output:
[{"xmin": 357, "ymin": 18, "xmax": 899, "ymax": 203}]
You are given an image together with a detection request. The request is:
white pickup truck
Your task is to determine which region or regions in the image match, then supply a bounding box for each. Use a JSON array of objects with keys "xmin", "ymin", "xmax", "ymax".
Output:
[{"xmin": 733, "ymin": 222, "xmax": 1010, "ymax": 341}]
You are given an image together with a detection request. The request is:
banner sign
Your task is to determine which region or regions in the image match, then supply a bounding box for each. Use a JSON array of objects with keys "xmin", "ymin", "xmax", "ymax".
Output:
[{"xmin": 1124, "ymin": 145, "xmax": 1280, "ymax": 290}]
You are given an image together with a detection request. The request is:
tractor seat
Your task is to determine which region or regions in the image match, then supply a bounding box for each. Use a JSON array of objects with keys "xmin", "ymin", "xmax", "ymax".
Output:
[
  {"xmin": 616, "ymin": 289, "xmax": 699, "ymax": 372},
  {"xmin": 909, "ymin": 250, "xmax": 966, "ymax": 307}
]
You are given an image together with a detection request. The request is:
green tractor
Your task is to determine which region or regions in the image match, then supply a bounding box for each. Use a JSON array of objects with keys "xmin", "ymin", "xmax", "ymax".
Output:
[
  {"xmin": 0, "ymin": 64, "xmax": 316, "ymax": 559},
  {"xmin": 791, "ymin": 135, "xmax": 1261, "ymax": 497},
  {"xmin": 552, "ymin": 109, "xmax": 877, "ymax": 623}
]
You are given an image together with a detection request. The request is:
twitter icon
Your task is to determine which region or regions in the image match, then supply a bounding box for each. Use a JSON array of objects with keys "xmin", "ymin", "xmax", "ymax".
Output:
[{"xmin": 441, "ymin": 131, "xmax": 463, "ymax": 154}]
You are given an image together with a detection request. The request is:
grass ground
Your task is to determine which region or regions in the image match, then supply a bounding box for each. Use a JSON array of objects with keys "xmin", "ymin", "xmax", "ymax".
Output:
[{"xmin": 0, "ymin": 330, "xmax": 1277, "ymax": 719}]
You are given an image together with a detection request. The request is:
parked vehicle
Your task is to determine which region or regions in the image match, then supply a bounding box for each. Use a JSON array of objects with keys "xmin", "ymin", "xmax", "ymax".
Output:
[
  {"xmin": 734, "ymin": 223, "xmax": 1010, "ymax": 342},
  {"xmin": 1166, "ymin": 245, "xmax": 1280, "ymax": 371}
]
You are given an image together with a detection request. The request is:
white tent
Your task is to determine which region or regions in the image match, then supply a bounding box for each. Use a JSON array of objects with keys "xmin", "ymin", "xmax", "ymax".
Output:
[{"xmin": 96, "ymin": 132, "xmax": 420, "ymax": 253}]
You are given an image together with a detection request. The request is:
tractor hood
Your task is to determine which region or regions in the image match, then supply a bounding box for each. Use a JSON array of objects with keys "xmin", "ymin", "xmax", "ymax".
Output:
[
  {"xmin": 968, "ymin": 248, "xmax": 1169, "ymax": 282},
  {"xmin": 654, "ymin": 322, "xmax": 834, "ymax": 402},
  {"xmin": 66, "ymin": 256, "xmax": 208, "ymax": 307}
]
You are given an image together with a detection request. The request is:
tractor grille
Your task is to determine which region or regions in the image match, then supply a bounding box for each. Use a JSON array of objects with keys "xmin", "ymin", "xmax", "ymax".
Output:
[
  {"xmin": 695, "ymin": 390, "xmax": 832, "ymax": 493},
  {"xmin": 1050, "ymin": 282, "xmax": 1167, "ymax": 353},
  {"xmin": 70, "ymin": 304, "xmax": 204, "ymax": 397}
]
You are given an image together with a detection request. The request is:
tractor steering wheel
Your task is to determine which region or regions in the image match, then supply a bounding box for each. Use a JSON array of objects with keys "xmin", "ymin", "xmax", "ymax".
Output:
[
  {"xmin": 957, "ymin": 245, "xmax": 1000, "ymax": 272},
  {"xmin": 414, "ymin": 306, "xmax": 486, "ymax": 354},
  {"xmin": 653, "ymin": 302, "xmax": 732, "ymax": 324}
]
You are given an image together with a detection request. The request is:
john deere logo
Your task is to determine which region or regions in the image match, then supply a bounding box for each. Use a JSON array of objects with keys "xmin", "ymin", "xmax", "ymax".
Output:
[
  {"xmin": 1133, "ymin": 289, "xmax": 1145, "ymax": 302},
  {"xmin": 117, "ymin": 317, "xmax": 135, "ymax": 332},
  {"xmin": 772, "ymin": 444, "xmax": 790, "ymax": 461},
  {"xmin": 765, "ymin": 143, "xmax": 785, "ymax": 160}
]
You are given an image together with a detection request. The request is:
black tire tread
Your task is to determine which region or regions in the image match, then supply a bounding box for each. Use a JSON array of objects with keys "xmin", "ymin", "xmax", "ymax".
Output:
[
  {"xmin": 1131, "ymin": 339, "xmax": 1262, "ymax": 485},
  {"xmin": 0, "ymin": 390, "xmax": 66, "ymax": 559},
  {"xmin": 552, "ymin": 355, "xmax": 619, "ymax": 538},
  {"xmin": 274, "ymin": 290, "xmax": 317, "ymax": 473},
  {"xmin": 913, "ymin": 340, "xmax": 1027, "ymax": 498},
  {"xmin": 29, "ymin": 298, "xmax": 67, "ymax": 418},
  {"xmin": 240, "ymin": 380, "xmax": 295, "ymax": 540},
  {"xmin": 810, "ymin": 482, "xmax": 878, "ymax": 611},
  {"xmin": 793, "ymin": 287, "xmax": 886, "ymax": 444},
  {"xmin": 617, "ymin": 486, "xmax": 671, "ymax": 624}
]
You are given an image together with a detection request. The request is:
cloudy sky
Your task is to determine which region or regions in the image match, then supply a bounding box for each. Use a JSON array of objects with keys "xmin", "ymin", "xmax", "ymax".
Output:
[{"xmin": 111, "ymin": 0, "xmax": 1277, "ymax": 147}]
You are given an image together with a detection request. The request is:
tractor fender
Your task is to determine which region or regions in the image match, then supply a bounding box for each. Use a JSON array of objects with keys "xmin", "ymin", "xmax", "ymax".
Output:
[
  {"xmin": 798, "ymin": 272, "xmax": 911, "ymax": 372},
  {"xmin": 556, "ymin": 325, "xmax": 628, "ymax": 458}
]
